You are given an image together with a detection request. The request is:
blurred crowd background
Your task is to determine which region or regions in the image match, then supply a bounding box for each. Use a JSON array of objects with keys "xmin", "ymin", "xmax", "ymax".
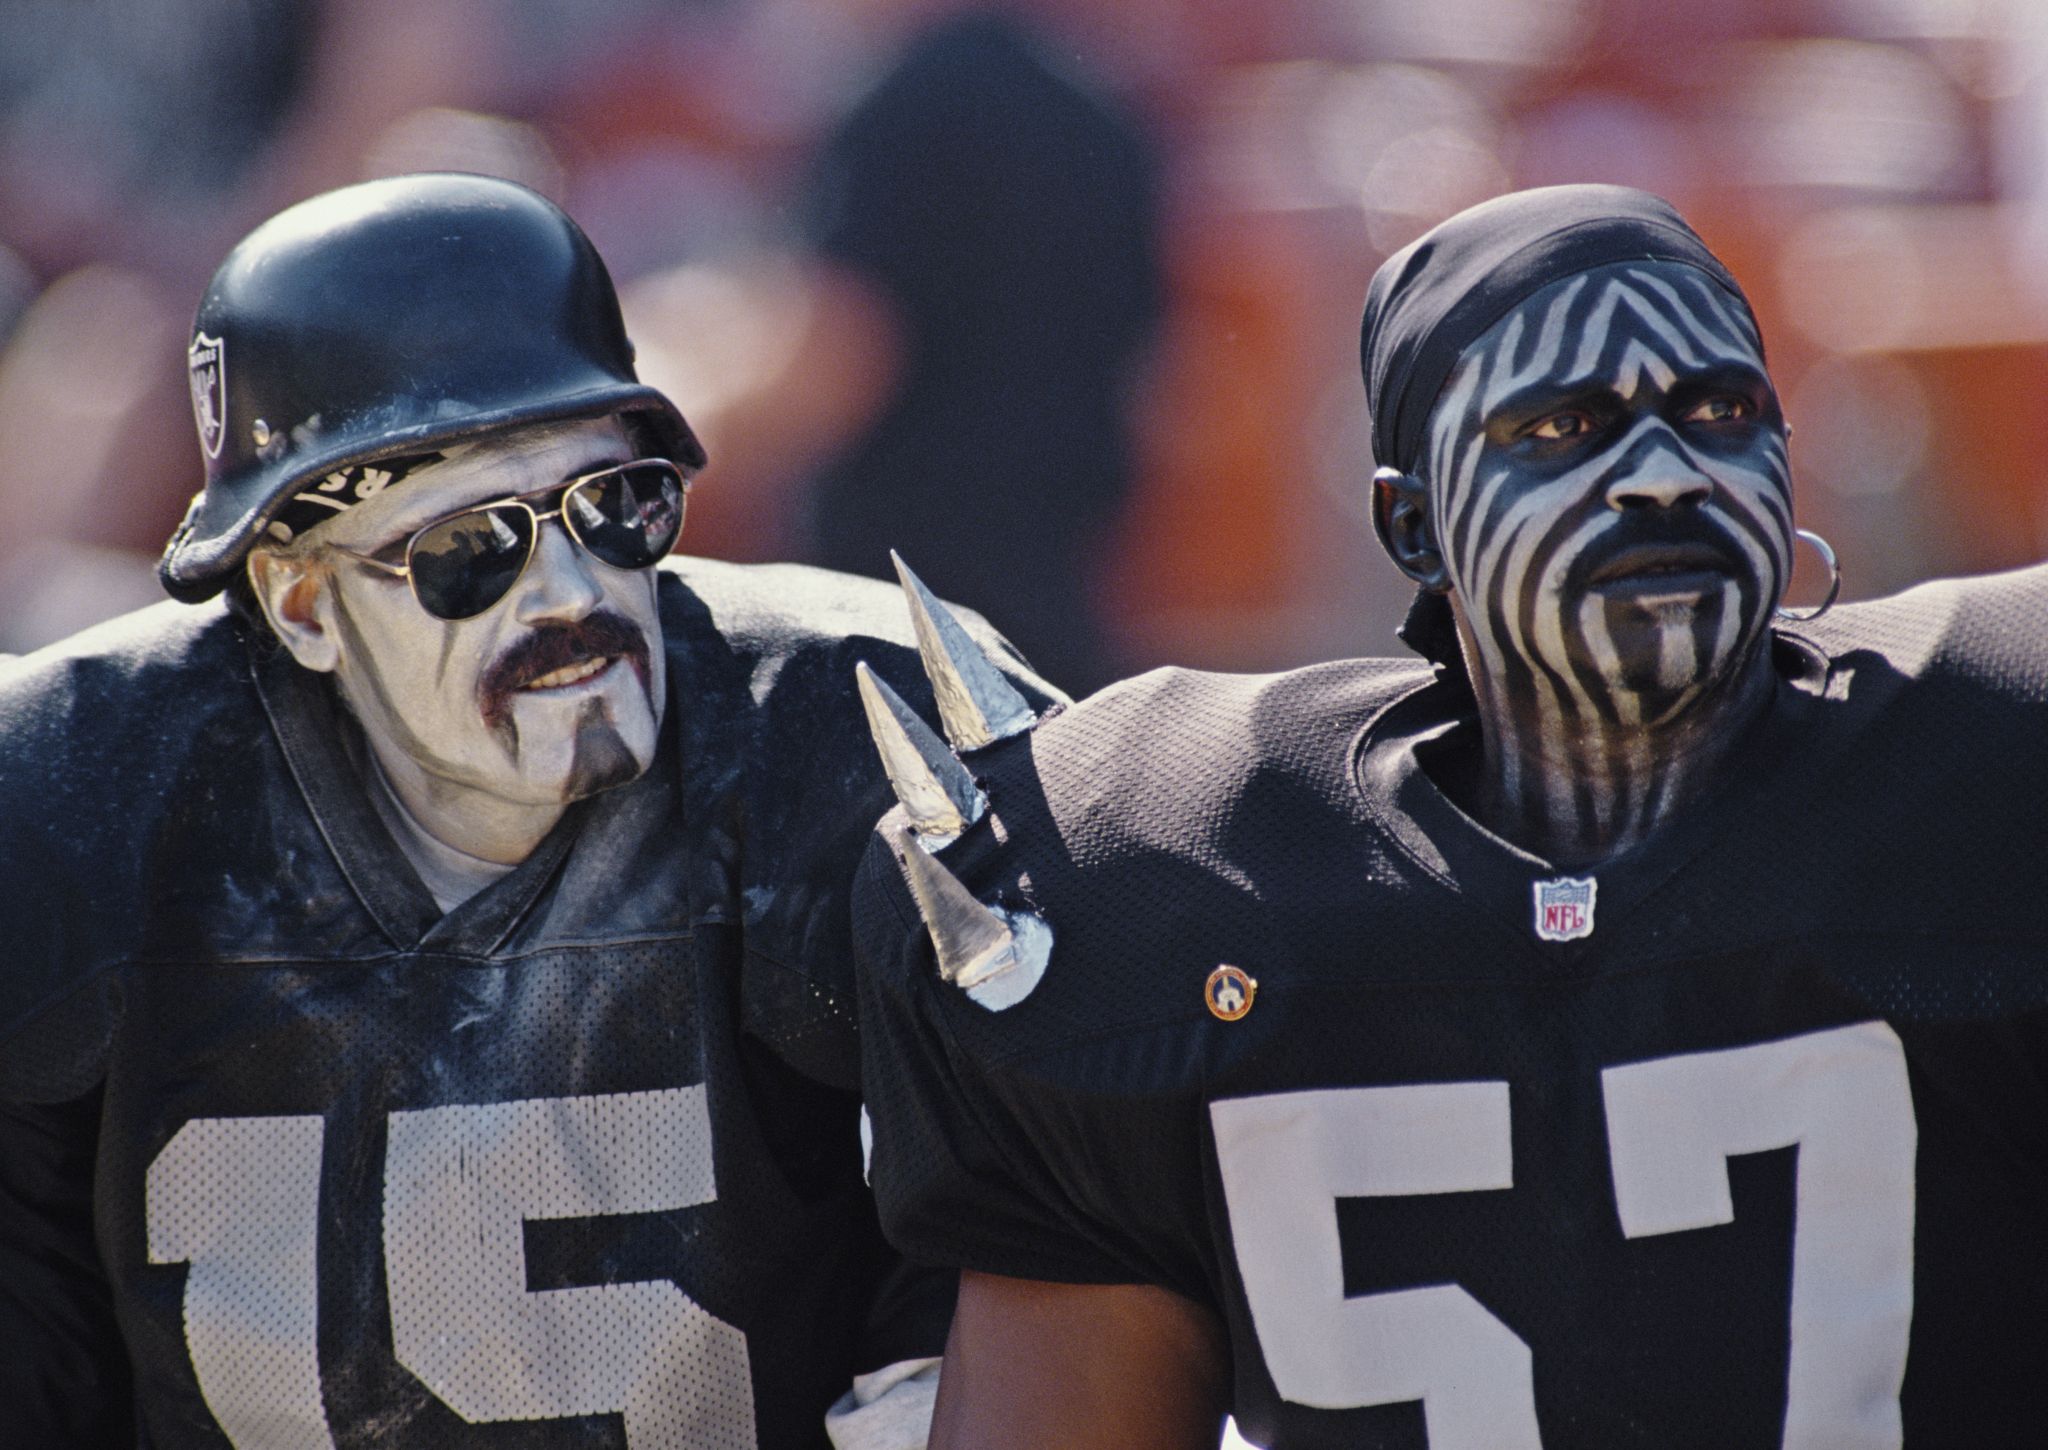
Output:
[{"xmin": 4, "ymin": 0, "xmax": 2047, "ymax": 694}]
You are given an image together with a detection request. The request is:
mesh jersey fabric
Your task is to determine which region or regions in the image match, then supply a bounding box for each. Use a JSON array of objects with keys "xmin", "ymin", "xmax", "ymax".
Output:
[
  {"xmin": 854, "ymin": 563, "xmax": 2048, "ymax": 1448},
  {"xmin": 0, "ymin": 556, "xmax": 1060, "ymax": 1450}
]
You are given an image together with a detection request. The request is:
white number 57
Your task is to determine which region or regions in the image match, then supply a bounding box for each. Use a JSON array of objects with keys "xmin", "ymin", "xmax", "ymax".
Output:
[{"xmin": 1212, "ymin": 1022, "xmax": 1916, "ymax": 1449}]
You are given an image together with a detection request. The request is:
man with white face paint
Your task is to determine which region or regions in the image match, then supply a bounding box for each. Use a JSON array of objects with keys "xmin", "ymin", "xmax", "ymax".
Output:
[
  {"xmin": 848, "ymin": 186, "xmax": 2048, "ymax": 1447},
  {"xmin": 247, "ymin": 419, "xmax": 676, "ymax": 905},
  {"xmin": 0, "ymin": 174, "xmax": 1058, "ymax": 1449}
]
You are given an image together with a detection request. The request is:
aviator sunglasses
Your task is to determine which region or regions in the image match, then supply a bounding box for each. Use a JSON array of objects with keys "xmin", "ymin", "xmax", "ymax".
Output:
[{"xmin": 328, "ymin": 459, "xmax": 689, "ymax": 621}]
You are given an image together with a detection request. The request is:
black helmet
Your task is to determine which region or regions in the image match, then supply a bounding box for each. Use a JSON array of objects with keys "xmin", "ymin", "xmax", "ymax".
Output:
[{"xmin": 160, "ymin": 172, "xmax": 705, "ymax": 602}]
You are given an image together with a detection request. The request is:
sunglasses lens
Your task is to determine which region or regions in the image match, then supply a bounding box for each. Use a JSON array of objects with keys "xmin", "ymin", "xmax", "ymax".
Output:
[
  {"xmin": 408, "ymin": 504, "xmax": 535, "ymax": 620},
  {"xmin": 566, "ymin": 462, "xmax": 685, "ymax": 572}
]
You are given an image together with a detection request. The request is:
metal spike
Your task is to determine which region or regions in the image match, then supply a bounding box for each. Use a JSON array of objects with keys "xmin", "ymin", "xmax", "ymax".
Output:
[
  {"xmin": 897, "ymin": 835, "xmax": 1009, "ymax": 980},
  {"xmin": 959, "ymin": 910, "xmax": 1052, "ymax": 1012},
  {"xmin": 891, "ymin": 551, "xmax": 1036, "ymax": 752},
  {"xmin": 895, "ymin": 831, "xmax": 1052, "ymax": 1012},
  {"xmin": 856, "ymin": 661, "xmax": 986, "ymax": 848}
]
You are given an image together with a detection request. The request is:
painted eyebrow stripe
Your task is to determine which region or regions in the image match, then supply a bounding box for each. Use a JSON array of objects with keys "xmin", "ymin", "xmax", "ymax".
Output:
[
  {"xmin": 1644, "ymin": 287, "xmax": 1754, "ymax": 366},
  {"xmin": 1674, "ymin": 267, "xmax": 1764, "ymax": 353},
  {"xmin": 1482, "ymin": 274, "xmax": 1590, "ymax": 414},
  {"xmin": 1624, "ymin": 267, "xmax": 1748, "ymax": 355},
  {"xmin": 1554, "ymin": 279, "xmax": 1761, "ymax": 394},
  {"xmin": 1567, "ymin": 281, "xmax": 1626, "ymax": 380},
  {"xmin": 1604, "ymin": 282, "xmax": 1715, "ymax": 371},
  {"xmin": 1607, "ymin": 336, "xmax": 1681, "ymax": 400},
  {"xmin": 1596, "ymin": 283, "xmax": 1758, "ymax": 383}
]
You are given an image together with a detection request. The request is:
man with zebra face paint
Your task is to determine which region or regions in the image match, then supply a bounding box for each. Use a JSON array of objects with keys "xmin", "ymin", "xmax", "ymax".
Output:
[
  {"xmin": 848, "ymin": 183, "xmax": 2048, "ymax": 1449},
  {"xmin": 1374, "ymin": 255, "xmax": 1793, "ymax": 865}
]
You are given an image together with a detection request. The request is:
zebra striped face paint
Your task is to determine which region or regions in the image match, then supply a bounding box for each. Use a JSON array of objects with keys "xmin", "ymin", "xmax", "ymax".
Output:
[{"xmin": 1415, "ymin": 260, "xmax": 1792, "ymax": 860}]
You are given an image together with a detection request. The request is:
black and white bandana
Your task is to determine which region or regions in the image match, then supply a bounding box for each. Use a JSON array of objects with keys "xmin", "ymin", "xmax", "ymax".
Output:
[{"xmin": 265, "ymin": 452, "xmax": 444, "ymax": 545}]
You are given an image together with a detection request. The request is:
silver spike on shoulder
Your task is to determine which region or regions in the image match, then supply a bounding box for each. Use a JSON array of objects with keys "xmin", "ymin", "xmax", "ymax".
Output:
[
  {"xmin": 895, "ymin": 830, "xmax": 1051, "ymax": 1011},
  {"xmin": 891, "ymin": 551, "xmax": 1037, "ymax": 752},
  {"xmin": 856, "ymin": 661, "xmax": 987, "ymax": 848}
]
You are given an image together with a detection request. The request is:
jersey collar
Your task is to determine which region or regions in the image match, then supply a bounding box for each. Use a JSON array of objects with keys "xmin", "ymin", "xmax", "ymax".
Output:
[{"xmin": 1349, "ymin": 629, "xmax": 1860, "ymax": 956}]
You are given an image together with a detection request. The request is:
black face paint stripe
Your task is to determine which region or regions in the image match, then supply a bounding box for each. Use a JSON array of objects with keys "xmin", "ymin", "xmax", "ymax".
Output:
[
  {"xmin": 436, "ymin": 616, "xmax": 462, "ymax": 689},
  {"xmin": 1522, "ymin": 502, "xmax": 1623, "ymax": 718},
  {"xmin": 1625, "ymin": 267, "xmax": 1747, "ymax": 356},
  {"xmin": 1670, "ymin": 268, "xmax": 1763, "ymax": 354},
  {"xmin": 562, "ymin": 698, "xmax": 637, "ymax": 800}
]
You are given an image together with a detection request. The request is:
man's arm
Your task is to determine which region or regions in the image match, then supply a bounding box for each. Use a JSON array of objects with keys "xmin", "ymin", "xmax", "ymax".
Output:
[
  {"xmin": 931, "ymin": 1272, "xmax": 1228, "ymax": 1450},
  {"xmin": 821, "ymin": 1204, "xmax": 958, "ymax": 1450},
  {"xmin": 0, "ymin": 1089, "xmax": 134, "ymax": 1447}
]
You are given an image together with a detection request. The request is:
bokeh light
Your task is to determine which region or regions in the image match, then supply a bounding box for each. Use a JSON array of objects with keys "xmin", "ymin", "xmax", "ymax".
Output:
[{"xmin": 0, "ymin": 0, "xmax": 2042, "ymax": 671}]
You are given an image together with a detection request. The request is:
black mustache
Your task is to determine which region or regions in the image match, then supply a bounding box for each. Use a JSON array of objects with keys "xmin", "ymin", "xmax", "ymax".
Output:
[
  {"xmin": 1569, "ymin": 512, "xmax": 1750, "ymax": 587},
  {"xmin": 478, "ymin": 611, "xmax": 650, "ymax": 727}
]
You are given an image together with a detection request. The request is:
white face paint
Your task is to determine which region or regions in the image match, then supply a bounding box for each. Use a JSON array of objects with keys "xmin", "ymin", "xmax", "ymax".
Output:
[
  {"xmin": 1418, "ymin": 260, "xmax": 1792, "ymax": 859},
  {"xmin": 305, "ymin": 418, "xmax": 667, "ymax": 834}
]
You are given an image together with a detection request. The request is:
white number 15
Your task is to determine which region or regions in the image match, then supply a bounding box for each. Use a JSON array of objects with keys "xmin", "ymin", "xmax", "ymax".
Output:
[{"xmin": 145, "ymin": 1087, "xmax": 758, "ymax": 1449}]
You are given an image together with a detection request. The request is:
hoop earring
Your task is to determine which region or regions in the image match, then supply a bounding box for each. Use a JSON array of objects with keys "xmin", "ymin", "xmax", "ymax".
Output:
[{"xmin": 1774, "ymin": 529, "xmax": 1840, "ymax": 623}]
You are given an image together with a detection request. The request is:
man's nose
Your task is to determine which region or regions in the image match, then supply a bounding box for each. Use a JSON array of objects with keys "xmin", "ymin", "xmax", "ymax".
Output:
[
  {"xmin": 511, "ymin": 517, "xmax": 603, "ymax": 623},
  {"xmin": 1604, "ymin": 438, "xmax": 1713, "ymax": 511}
]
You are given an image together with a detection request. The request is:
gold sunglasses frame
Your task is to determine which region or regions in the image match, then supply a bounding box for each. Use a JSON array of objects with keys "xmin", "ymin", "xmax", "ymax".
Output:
[{"xmin": 327, "ymin": 458, "xmax": 690, "ymax": 620}]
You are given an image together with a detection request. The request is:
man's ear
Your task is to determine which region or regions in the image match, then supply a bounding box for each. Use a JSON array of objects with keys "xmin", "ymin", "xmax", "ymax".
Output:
[
  {"xmin": 1371, "ymin": 466, "xmax": 1450, "ymax": 592},
  {"xmin": 246, "ymin": 547, "xmax": 341, "ymax": 673}
]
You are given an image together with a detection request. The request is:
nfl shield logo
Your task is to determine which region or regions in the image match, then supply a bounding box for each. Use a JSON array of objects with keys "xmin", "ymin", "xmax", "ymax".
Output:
[
  {"xmin": 1533, "ymin": 875, "xmax": 1596, "ymax": 942},
  {"xmin": 187, "ymin": 332, "xmax": 226, "ymax": 459}
]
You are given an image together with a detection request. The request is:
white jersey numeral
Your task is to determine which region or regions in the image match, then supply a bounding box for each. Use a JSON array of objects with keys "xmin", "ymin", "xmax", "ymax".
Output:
[
  {"xmin": 145, "ymin": 1115, "xmax": 337, "ymax": 1450},
  {"xmin": 384, "ymin": 1088, "xmax": 756, "ymax": 1449},
  {"xmin": 144, "ymin": 1091, "xmax": 757, "ymax": 1449},
  {"xmin": 1602, "ymin": 1022, "xmax": 1915, "ymax": 1449},
  {"xmin": 1211, "ymin": 1081, "xmax": 1541, "ymax": 1448},
  {"xmin": 1213, "ymin": 1023, "xmax": 1918, "ymax": 1447}
]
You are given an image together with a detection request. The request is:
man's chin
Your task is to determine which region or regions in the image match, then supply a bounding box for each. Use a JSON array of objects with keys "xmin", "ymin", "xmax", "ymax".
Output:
[
  {"xmin": 479, "ymin": 737, "xmax": 649, "ymax": 806},
  {"xmin": 562, "ymin": 722, "xmax": 648, "ymax": 801},
  {"xmin": 474, "ymin": 689, "xmax": 659, "ymax": 804}
]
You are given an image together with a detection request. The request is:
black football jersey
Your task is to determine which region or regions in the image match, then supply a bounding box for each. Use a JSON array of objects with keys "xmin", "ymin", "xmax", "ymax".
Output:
[
  {"xmin": 0, "ymin": 557, "xmax": 1057, "ymax": 1449},
  {"xmin": 855, "ymin": 565, "xmax": 2048, "ymax": 1448}
]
